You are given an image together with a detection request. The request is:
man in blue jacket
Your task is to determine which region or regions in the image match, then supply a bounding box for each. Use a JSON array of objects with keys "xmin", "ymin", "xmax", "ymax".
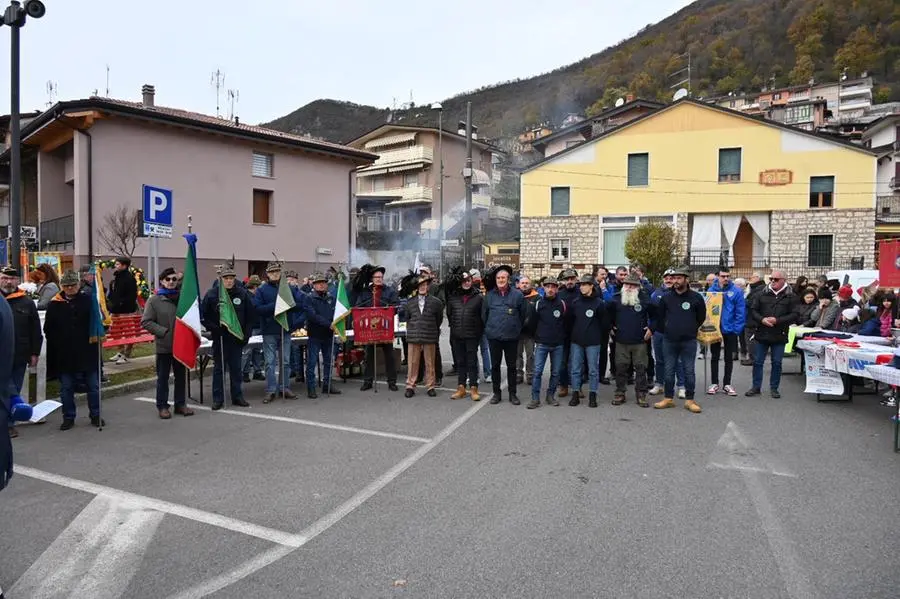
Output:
[
  {"xmin": 607, "ymin": 274, "xmax": 654, "ymax": 407},
  {"xmin": 482, "ymin": 265, "xmax": 526, "ymax": 405},
  {"xmin": 649, "ymin": 269, "xmax": 685, "ymax": 396},
  {"xmin": 707, "ymin": 266, "xmax": 746, "ymax": 396},
  {"xmin": 304, "ymin": 272, "xmax": 342, "ymax": 398},
  {"xmin": 253, "ymin": 262, "xmax": 305, "ymax": 402},
  {"xmin": 569, "ymin": 275, "xmax": 607, "ymax": 408},
  {"xmin": 527, "ymin": 277, "xmax": 567, "ymax": 409}
]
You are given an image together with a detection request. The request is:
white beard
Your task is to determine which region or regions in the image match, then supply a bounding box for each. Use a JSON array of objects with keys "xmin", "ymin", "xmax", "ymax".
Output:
[{"xmin": 621, "ymin": 287, "xmax": 639, "ymax": 306}]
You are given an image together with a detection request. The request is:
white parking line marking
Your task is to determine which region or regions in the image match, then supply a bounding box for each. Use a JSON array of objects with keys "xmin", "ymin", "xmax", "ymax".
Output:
[
  {"xmin": 165, "ymin": 382, "xmax": 505, "ymax": 599},
  {"xmin": 15, "ymin": 466, "xmax": 307, "ymax": 548},
  {"xmin": 133, "ymin": 397, "xmax": 431, "ymax": 444},
  {"xmin": 10, "ymin": 494, "xmax": 164, "ymax": 599}
]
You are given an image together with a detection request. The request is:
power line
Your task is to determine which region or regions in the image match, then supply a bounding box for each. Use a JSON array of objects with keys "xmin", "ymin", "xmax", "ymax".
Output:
[
  {"xmin": 534, "ymin": 166, "xmax": 885, "ymax": 186},
  {"xmin": 521, "ymin": 182, "xmax": 881, "ymax": 196}
]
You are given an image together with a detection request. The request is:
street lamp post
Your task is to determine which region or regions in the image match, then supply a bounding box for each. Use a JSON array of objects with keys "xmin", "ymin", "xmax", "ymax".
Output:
[
  {"xmin": 431, "ymin": 102, "xmax": 444, "ymax": 278},
  {"xmin": 2, "ymin": 0, "xmax": 46, "ymax": 276}
]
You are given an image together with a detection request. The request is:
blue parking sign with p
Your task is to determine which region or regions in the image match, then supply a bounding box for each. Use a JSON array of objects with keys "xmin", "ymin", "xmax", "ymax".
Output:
[{"xmin": 142, "ymin": 185, "xmax": 173, "ymax": 237}]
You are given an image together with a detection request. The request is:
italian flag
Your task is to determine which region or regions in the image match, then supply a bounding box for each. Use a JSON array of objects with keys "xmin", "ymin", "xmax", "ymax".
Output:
[
  {"xmin": 173, "ymin": 234, "xmax": 202, "ymax": 368},
  {"xmin": 332, "ymin": 276, "xmax": 350, "ymax": 341}
]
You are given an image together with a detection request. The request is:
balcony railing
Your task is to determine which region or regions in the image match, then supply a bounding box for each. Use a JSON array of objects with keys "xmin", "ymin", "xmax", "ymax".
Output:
[
  {"xmin": 40, "ymin": 214, "xmax": 74, "ymax": 246},
  {"xmin": 877, "ymin": 195, "xmax": 900, "ymax": 223},
  {"xmin": 682, "ymin": 247, "xmax": 864, "ymax": 278},
  {"xmin": 357, "ymin": 146, "xmax": 433, "ymax": 175},
  {"xmin": 891, "ymin": 178, "xmax": 899, "ymax": 190},
  {"xmin": 357, "ymin": 185, "xmax": 433, "ymax": 203}
]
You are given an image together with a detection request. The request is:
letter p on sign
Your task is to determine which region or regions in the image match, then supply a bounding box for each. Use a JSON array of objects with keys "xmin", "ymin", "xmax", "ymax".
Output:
[{"xmin": 142, "ymin": 185, "xmax": 173, "ymax": 227}]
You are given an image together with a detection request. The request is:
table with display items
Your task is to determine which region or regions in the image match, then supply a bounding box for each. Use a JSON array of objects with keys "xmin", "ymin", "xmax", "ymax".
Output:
[
  {"xmin": 863, "ymin": 364, "xmax": 900, "ymax": 453},
  {"xmin": 795, "ymin": 334, "xmax": 893, "ymax": 402}
]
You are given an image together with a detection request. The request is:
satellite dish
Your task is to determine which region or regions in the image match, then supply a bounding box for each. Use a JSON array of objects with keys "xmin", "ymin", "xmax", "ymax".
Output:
[
  {"xmin": 614, "ymin": 98, "xmax": 625, "ymax": 108},
  {"xmin": 673, "ymin": 88, "xmax": 689, "ymax": 101}
]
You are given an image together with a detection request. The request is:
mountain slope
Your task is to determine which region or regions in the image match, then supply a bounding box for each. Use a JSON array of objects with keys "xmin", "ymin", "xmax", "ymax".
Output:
[{"xmin": 264, "ymin": 0, "xmax": 900, "ymax": 143}]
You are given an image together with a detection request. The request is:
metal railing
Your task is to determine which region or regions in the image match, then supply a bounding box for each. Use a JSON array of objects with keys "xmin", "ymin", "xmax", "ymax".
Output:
[
  {"xmin": 679, "ymin": 247, "xmax": 864, "ymax": 279},
  {"xmin": 40, "ymin": 214, "xmax": 74, "ymax": 245}
]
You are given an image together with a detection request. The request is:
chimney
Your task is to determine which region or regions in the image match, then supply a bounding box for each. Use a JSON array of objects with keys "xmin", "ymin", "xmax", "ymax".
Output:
[
  {"xmin": 234, "ymin": 116, "xmax": 240, "ymax": 126},
  {"xmin": 141, "ymin": 84, "xmax": 155, "ymax": 108},
  {"xmin": 626, "ymin": 94, "xmax": 635, "ymax": 103}
]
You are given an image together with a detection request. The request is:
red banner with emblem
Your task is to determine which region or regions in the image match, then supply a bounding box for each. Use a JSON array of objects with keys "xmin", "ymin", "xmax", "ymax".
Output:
[
  {"xmin": 352, "ymin": 307, "xmax": 396, "ymax": 345},
  {"xmin": 879, "ymin": 240, "xmax": 900, "ymax": 288}
]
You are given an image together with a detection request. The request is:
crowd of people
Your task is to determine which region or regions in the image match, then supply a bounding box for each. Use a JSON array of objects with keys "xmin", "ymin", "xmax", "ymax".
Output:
[{"xmin": 3, "ymin": 254, "xmax": 896, "ymax": 444}]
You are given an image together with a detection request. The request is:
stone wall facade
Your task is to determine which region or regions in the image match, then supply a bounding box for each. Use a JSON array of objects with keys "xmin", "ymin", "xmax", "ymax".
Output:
[
  {"xmin": 674, "ymin": 212, "xmax": 689, "ymax": 257},
  {"xmin": 520, "ymin": 215, "xmax": 598, "ymax": 278},
  {"xmin": 769, "ymin": 208, "xmax": 875, "ymax": 276}
]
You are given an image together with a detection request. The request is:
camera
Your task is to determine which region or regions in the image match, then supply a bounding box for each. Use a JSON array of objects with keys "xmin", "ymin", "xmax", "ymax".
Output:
[{"xmin": 24, "ymin": 0, "xmax": 46, "ymax": 19}]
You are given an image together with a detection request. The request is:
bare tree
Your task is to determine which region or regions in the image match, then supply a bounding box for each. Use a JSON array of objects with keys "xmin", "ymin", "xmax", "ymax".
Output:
[{"xmin": 98, "ymin": 204, "xmax": 140, "ymax": 258}]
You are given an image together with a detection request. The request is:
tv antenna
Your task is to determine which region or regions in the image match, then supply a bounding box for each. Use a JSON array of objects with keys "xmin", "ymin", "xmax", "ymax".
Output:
[
  {"xmin": 45, "ymin": 80, "xmax": 57, "ymax": 106},
  {"xmin": 210, "ymin": 68, "xmax": 225, "ymax": 117},
  {"xmin": 667, "ymin": 50, "xmax": 692, "ymax": 97},
  {"xmin": 105, "ymin": 64, "xmax": 110, "ymax": 96},
  {"xmin": 227, "ymin": 88, "xmax": 240, "ymax": 122}
]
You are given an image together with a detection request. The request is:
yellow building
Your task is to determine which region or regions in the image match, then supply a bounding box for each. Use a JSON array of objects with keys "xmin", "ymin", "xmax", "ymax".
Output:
[{"xmin": 519, "ymin": 99, "xmax": 877, "ymax": 278}]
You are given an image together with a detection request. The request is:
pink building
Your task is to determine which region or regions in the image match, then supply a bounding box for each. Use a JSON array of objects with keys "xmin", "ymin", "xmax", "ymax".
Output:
[{"xmin": 2, "ymin": 85, "xmax": 375, "ymax": 287}]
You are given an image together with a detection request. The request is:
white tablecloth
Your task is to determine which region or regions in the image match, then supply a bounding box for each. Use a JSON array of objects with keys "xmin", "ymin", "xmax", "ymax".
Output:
[{"xmin": 796, "ymin": 336, "xmax": 894, "ymax": 379}]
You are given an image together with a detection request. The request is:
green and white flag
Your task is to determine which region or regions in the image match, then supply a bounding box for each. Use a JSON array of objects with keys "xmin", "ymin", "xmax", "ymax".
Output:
[
  {"xmin": 332, "ymin": 277, "xmax": 350, "ymax": 341},
  {"xmin": 274, "ymin": 275, "xmax": 295, "ymax": 331},
  {"xmin": 219, "ymin": 276, "xmax": 244, "ymax": 341}
]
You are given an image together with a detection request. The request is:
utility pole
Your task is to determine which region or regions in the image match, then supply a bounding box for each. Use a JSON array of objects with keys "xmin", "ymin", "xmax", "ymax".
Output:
[
  {"xmin": 463, "ymin": 102, "xmax": 473, "ymax": 268},
  {"xmin": 2, "ymin": 0, "xmax": 47, "ymax": 275}
]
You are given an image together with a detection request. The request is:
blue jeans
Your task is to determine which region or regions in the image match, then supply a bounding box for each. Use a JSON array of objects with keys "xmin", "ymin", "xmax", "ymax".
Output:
[
  {"xmin": 59, "ymin": 371, "xmax": 100, "ymax": 420},
  {"xmin": 569, "ymin": 343, "xmax": 601, "ymax": 393},
  {"xmin": 532, "ymin": 343, "xmax": 564, "ymax": 401},
  {"xmin": 653, "ymin": 332, "xmax": 684, "ymax": 387},
  {"xmin": 290, "ymin": 343, "xmax": 305, "ymax": 377},
  {"xmin": 306, "ymin": 337, "xmax": 334, "ymax": 390},
  {"xmin": 752, "ymin": 340, "xmax": 785, "ymax": 391},
  {"xmin": 559, "ymin": 342, "xmax": 571, "ymax": 387},
  {"xmin": 480, "ymin": 335, "xmax": 492, "ymax": 380},
  {"xmin": 663, "ymin": 338, "xmax": 697, "ymax": 399},
  {"xmin": 242, "ymin": 345, "xmax": 263, "ymax": 375},
  {"xmin": 263, "ymin": 332, "xmax": 292, "ymax": 393}
]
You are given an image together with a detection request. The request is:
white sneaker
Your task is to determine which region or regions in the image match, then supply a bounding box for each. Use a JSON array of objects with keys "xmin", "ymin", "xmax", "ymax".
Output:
[
  {"xmin": 724, "ymin": 385, "xmax": 737, "ymax": 396},
  {"xmin": 109, "ymin": 352, "xmax": 122, "ymax": 362},
  {"xmin": 484, "ymin": 374, "xmax": 492, "ymax": 384},
  {"xmin": 677, "ymin": 388, "xmax": 686, "ymax": 399},
  {"xmin": 115, "ymin": 356, "xmax": 129, "ymax": 365},
  {"xmin": 707, "ymin": 384, "xmax": 719, "ymax": 395},
  {"xmin": 648, "ymin": 384, "xmax": 663, "ymax": 395}
]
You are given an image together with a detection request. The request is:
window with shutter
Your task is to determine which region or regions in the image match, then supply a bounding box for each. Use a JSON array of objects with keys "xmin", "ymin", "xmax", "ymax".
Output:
[
  {"xmin": 627, "ymin": 153, "xmax": 649, "ymax": 186},
  {"xmin": 253, "ymin": 189, "xmax": 273, "ymax": 224},
  {"xmin": 809, "ymin": 176, "xmax": 834, "ymax": 208},
  {"xmin": 252, "ymin": 152, "xmax": 274, "ymax": 178},
  {"xmin": 550, "ymin": 187, "xmax": 570, "ymax": 216},
  {"xmin": 718, "ymin": 148, "xmax": 741, "ymax": 182}
]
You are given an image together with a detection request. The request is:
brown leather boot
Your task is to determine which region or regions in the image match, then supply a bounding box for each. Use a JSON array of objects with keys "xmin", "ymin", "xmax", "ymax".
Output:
[
  {"xmin": 451, "ymin": 385, "xmax": 468, "ymax": 400},
  {"xmin": 470, "ymin": 385, "xmax": 480, "ymax": 401},
  {"xmin": 558, "ymin": 386, "xmax": 569, "ymax": 398}
]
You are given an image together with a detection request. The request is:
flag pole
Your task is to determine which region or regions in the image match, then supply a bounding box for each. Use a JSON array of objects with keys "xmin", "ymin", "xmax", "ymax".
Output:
[{"xmin": 96, "ymin": 258, "xmax": 103, "ymax": 432}]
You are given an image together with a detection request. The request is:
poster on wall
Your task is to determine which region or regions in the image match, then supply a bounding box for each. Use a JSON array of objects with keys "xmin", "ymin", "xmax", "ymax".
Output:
[
  {"xmin": 803, "ymin": 350, "xmax": 844, "ymax": 395},
  {"xmin": 33, "ymin": 252, "xmax": 63, "ymax": 275},
  {"xmin": 879, "ymin": 240, "xmax": 900, "ymax": 288}
]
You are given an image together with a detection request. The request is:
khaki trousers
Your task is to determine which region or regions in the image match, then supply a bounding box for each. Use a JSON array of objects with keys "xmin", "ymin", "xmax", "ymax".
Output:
[{"xmin": 406, "ymin": 343, "xmax": 436, "ymax": 390}]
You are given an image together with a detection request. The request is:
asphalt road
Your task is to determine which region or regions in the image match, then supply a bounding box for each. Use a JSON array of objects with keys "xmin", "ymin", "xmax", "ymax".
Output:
[{"xmin": 1, "ymin": 350, "xmax": 898, "ymax": 599}]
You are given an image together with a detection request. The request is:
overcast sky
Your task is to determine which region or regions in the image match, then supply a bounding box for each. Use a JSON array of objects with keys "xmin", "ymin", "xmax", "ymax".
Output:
[{"xmin": 0, "ymin": 0, "xmax": 695, "ymax": 124}]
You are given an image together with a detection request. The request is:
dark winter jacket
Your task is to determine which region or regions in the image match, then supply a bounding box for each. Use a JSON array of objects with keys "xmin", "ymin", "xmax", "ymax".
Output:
[
  {"xmin": 608, "ymin": 291, "xmax": 653, "ymax": 345},
  {"xmin": 2, "ymin": 290, "xmax": 42, "ymax": 365},
  {"xmin": 744, "ymin": 281, "xmax": 767, "ymax": 328},
  {"xmin": 201, "ymin": 281, "xmax": 257, "ymax": 345},
  {"xmin": 749, "ymin": 286, "xmax": 799, "ymax": 345},
  {"xmin": 44, "ymin": 291, "xmax": 100, "ymax": 376},
  {"xmin": 569, "ymin": 292, "xmax": 607, "ymax": 347},
  {"xmin": 557, "ymin": 285, "xmax": 580, "ymax": 311},
  {"xmin": 447, "ymin": 288, "xmax": 484, "ymax": 340},
  {"xmin": 708, "ymin": 280, "xmax": 747, "ymax": 335},
  {"xmin": 107, "ymin": 268, "xmax": 138, "ymax": 314},
  {"xmin": 649, "ymin": 286, "xmax": 669, "ymax": 330},
  {"xmin": 1, "ymin": 294, "xmax": 14, "ymax": 491},
  {"xmin": 857, "ymin": 315, "xmax": 882, "ymax": 337},
  {"xmin": 402, "ymin": 294, "xmax": 444, "ymax": 345},
  {"xmin": 519, "ymin": 289, "xmax": 540, "ymax": 337},
  {"xmin": 482, "ymin": 285, "xmax": 527, "ymax": 342},
  {"xmin": 305, "ymin": 290, "xmax": 337, "ymax": 340},
  {"xmin": 142, "ymin": 292, "xmax": 179, "ymax": 354},
  {"xmin": 253, "ymin": 280, "xmax": 306, "ymax": 336},
  {"xmin": 657, "ymin": 288, "xmax": 706, "ymax": 342},
  {"xmin": 530, "ymin": 294, "xmax": 568, "ymax": 346},
  {"xmin": 796, "ymin": 301, "xmax": 817, "ymax": 327},
  {"xmin": 354, "ymin": 284, "xmax": 399, "ymax": 308}
]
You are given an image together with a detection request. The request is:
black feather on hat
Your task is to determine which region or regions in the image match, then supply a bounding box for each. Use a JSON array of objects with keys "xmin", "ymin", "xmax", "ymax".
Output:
[
  {"xmin": 352, "ymin": 264, "xmax": 376, "ymax": 293},
  {"xmin": 399, "ymin": 269, "xmax": 419, "ymax": 299},
  {"xmin": 443, "ymin": 266, "xmax": 466, "ymax": 296},
  {"xmin": 483, "ymin": 267, "xmax": 498, "ymax": 292}
]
